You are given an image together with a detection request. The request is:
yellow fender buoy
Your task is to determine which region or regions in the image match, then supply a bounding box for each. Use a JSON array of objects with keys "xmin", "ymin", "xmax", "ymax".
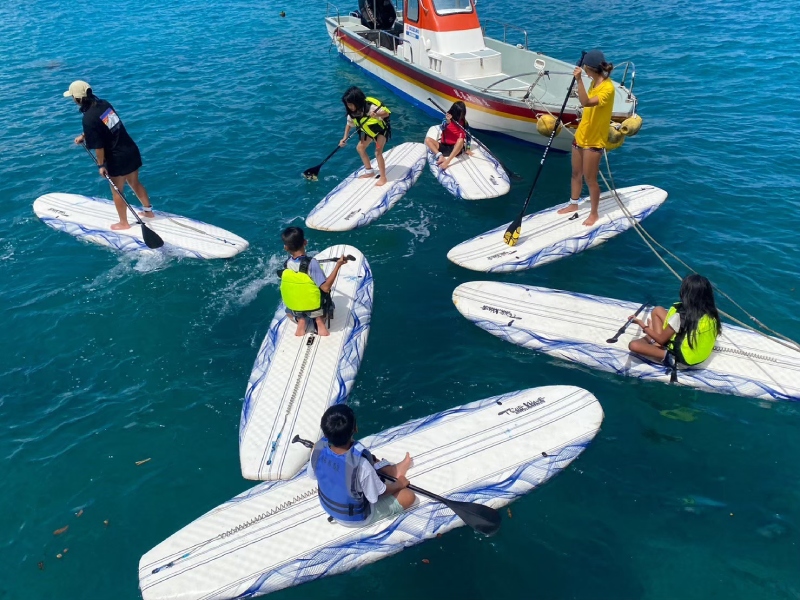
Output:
[
  {"xmin": 620, "ymin": 114, "xmax": 642, "ymax": 136},
  {"xmin": 605, "ymin": 126, "xmax": 625, "ymax": 151},
  {"xmin": 536, "ymin": 114, "xmax": 562, "ymax": 137}
]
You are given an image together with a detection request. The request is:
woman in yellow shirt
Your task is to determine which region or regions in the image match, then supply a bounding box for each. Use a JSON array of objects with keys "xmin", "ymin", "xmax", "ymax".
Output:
[{"xmin": 557, "ymin": 49, "xmax": 615, "ymax": 226}]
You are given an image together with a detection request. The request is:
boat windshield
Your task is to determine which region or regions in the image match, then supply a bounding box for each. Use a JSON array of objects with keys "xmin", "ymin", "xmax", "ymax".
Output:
[{"xmin": 431, "ymin": 0, "xmax": 473, "ymax": 15}]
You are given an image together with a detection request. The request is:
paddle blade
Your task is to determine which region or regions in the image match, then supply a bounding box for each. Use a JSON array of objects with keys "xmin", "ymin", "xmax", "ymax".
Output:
[
  {"xmin": 503, "ymin": 215, "xmax": 522, "ymax": 246},
  {"xmin": 302, "ymin": 166, "xmax": 320, "ymax": 181},
  {"xmin": 141, "ymin": 224, "xmax": 164, "ymax": 249},
  {"xmin": 446, "ymin": 499, "xmax": 502, "ymax": 536}
]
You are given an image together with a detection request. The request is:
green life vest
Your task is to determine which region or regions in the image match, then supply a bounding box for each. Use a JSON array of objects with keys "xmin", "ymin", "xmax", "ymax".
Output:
[
  {"xmin": 352, "ymin": 97, "xmax": 390, "ymax": 138},
  {"xmin": 280, "ymin": 257, "xmax": 321, "ymax": 312},
  {"xmin": 663, "ymin": 302, "xmax": 718, "ymax": 365}
]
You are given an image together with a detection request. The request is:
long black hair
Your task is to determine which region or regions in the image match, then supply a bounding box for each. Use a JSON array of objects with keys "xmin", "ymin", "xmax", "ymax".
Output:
[
  {"xmin": 342, "ymin": 86, "xmax": 367, "ymax": 117},
  {"xmin": 78, "ymin": 88, "xmax": 96, "ymax": 113},
  {"xmin": 448, "ymin": 101, "xmax": 466, "ymax": 125},
  {"xmin": 678, "ymin": 274, "xmax": 721, "ymax": 348}
]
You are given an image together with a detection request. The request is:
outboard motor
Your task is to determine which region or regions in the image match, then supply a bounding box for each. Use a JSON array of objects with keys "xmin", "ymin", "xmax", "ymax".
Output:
[{"xmin": 358, "ymin": 0, "xmax": 397, "ymax": 30}]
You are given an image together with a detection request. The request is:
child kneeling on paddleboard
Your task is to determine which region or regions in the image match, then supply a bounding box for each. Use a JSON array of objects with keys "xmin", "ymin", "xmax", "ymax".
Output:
[
  {"xmin": 279, "ymin": 226, "xmax": 347, "ymax": 337},
  {"xmin": 308, "ymin": 404, "xmax": 415, "ymax": 526},
  {"xmin": 425, "ymin": 100, "xmax": 471, "ymax": 170},
  {"xmin": 628, "ymin": 274, "xmax": 722, "ymax": 368},
  {"xmin": 340, "ymin": 86, "xmax": 391, "ymax": 187}
]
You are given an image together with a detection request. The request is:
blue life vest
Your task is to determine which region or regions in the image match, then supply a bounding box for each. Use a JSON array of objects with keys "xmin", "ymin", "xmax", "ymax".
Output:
[{"xmin": 311, "ymin": 439, "xmax": 374, "ymax": 522}]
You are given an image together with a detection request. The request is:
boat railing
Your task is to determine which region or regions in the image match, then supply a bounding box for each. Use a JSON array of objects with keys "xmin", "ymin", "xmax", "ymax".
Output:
[
  {"xmin": 326, "ymin": 2, "xmax": 343, "ymax": 25},
  {"xmin": 617, "ymin": 61, "xmax": 637, "ymax": 100},
  {"xmin": 481, "ymin": 18, "xmax": 528, "ymax": 50}
]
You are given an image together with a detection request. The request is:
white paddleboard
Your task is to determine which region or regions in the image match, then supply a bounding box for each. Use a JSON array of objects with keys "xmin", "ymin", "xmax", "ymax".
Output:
[
  {"xmin": 425, "ymin": 125, "xmax": 510, "ymax": 200},
  {"xmin": 305, "ymin": 142, "xmax": 427, "ymax": 231},
  {"xmin": 140, "ymin": 385, "xmax": 603, "ymax": 600},
  {"xmin": 240, "ymin": 245, "xmax": 373, "ymax": 481},
  {"xmin": 453, "ymin": 281, "xmax": 800, "ymax": 402},
  {"xmin": 447, "ymin": 185, "xmax": 667, "ymax": 272},
  {"xmin": 33, "ymin": 193, "xmax": 249, "ymax": 259}
]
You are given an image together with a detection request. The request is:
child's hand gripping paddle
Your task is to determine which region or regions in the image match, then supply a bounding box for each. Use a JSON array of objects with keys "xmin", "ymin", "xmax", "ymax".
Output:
[
  {"xmin": 503, "ymin": 51, "xmax": 586, "ymax": 247},
  {"xmin": 606, "ymin": 302, "xmax": 649, "ymax": 344}
]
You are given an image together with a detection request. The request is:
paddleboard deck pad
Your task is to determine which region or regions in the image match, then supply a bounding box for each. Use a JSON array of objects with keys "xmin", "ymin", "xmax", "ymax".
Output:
[
  {"xmin": 140, "ymin": 385, "xmax": 603, "ymax": 599},
  {"xmin": 305, "ymin": 142, "xmax": 427, "ymax": 231},
  {"xmin": 425, "ymin": 125, "xmax": 510, "ymax": 200},
  {"xmin": 447, "ymin": 185, "xmax": 667, "ymax": 272},
  {"xmin": 240, "ymin": 245, "xmax": 373, "ymax": 481},
  {"xmin": 453, "ymin": 281, "xmax": 800, "ymax": 401},
  {"xmin": 33, "ymin": 193, "xmax": 249, "ymax": 259}
]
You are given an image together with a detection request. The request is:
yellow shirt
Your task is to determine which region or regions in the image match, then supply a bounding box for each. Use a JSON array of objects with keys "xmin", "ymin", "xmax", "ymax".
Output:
[{"xmin": 574, "ymin": 78, "xmax": 615, "ymax": 149}]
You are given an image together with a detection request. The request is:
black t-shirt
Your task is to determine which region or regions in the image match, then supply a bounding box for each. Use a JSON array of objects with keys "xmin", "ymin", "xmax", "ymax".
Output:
[{"xmin": 82, "ymin": 98, "xmax": 142, "ymax": 177}]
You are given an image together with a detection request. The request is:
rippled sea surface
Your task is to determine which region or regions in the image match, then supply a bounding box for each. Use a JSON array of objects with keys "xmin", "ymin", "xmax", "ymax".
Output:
[{"xmin": 1, "ymin": 0, "xmax": 799, "ymax": 597}]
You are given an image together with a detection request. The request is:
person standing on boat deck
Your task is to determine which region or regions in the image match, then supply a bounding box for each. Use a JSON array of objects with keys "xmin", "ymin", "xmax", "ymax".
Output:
[
  {"xmin": 557, "ymin": 49, "xmax": 615, "ymax": 227},
  {"xmin": 424, "ymin": 100, "xmax": 472, "ymax": 170},
  {"xmin": 64, "ymin": 80, "xmax": 153, "ymax": 230},
  {"xmin": 339, "ymin": 86, "xmax": 391, "ymax": 187}
]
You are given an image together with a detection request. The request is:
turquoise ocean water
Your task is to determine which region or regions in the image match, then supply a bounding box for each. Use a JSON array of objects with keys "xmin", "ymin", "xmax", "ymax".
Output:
[{"xmin": 2, "ymin": 0, "xmax": 799, "ymax": 597}]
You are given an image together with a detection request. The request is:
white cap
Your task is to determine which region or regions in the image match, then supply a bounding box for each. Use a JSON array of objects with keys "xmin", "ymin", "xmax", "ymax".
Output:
[{"xmin": 63, "ymin": 80, "xmax": 91, "ymax": 99}]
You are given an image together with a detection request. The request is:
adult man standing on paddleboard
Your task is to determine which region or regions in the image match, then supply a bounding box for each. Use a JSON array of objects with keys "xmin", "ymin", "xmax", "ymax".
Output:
[{"xmin": 64, "ymin": 80, "xmax": 153, "ymax": 230}]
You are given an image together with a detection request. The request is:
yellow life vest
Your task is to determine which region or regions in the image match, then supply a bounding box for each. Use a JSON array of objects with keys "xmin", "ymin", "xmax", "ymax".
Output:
[
  {"xmin": 664, "ymin": 302, "xmax": 718, "ymax": 365},
  {"xmin": 280, "ymin": 257, "xmax": 321, "ymax": 312},
  {"xmin": 352, "ymin": 97, "xmax": 390, "ymax": 138}
]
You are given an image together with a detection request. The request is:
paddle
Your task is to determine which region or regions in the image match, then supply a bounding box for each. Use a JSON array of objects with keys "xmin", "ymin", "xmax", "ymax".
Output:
[
  {"xmin": 606, "ymin": 302, "xmax": 648, "ymax": 344},
  {"xmin": 291, "ymin": 434, "xmax": 502, "ymax": 536},
  {"xmin": 503, "ymin": 51, "xmax": 586, "ymax": 246},
  {"xmin": 316, "ymin": 254, "xmax": 356, "ymax": 263},
  {"xmin": 302, "ymin": 128, "xmax": 357, "ymax": 181},
  {"xmin": 427, "ymin": 97, "xmax": 522, "ymax": 182},
  {"xmin": 81, "ymin": 144, "xmax": 164, "ymax": 249}
]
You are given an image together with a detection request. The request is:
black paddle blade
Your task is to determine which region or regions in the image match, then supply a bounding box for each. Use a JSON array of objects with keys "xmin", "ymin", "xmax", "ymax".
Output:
[
  {"xmin": 503, "ymin": 215, "xmax": 522, "ymax": 246},
  {"xmin": 302, "ymin": 166, "xmax": 320, "ymax": 181},
  {"xmin": 445, "ymin": 499, "xmax": 502, "ymax": 536},
  {"xmin": 141, "ymin": 224, "xmax": 164, "ymax": 249}
]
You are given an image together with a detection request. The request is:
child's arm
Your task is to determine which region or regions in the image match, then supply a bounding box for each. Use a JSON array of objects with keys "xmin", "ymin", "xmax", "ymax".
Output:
[
  {"xmin": 319, "ymin": 255, "xmax": 348, "ymax": 294},
  {"xmin": 382, "ymin": 475, "xmax": 410, "ymax": 494},
  {"xmin": 632, "ymin": 316, "xmax": 675, "ymax": 345},
  {"xmin": 340, "ymin": 121, "xmax": 351, "ymax": 146},
  {"xmin": 440, "ymin": 138, "xmax": 465, "ymax": 169}
]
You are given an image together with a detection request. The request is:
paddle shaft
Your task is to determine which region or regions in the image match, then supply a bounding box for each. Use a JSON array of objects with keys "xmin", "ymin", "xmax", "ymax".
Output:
[
  {"xmin": 306, "ymin": 128, "xmax": 357, "ymax": 174},
  {"xmin": 316, "ymin": 254, "xmax": 356, "ymax": 263},
  {"xmin": 607, "ymin": 302, "xmax": 648, "ymax": 343},
  {"xmin": 81, "ymin": 144, "xmax": 145, "ymax": 226},
  {"xmin": 514, "ymin": 51, "xmax": 586, "ymax": 219},
  {"xmin": 427, "ymin": 97, "xmax": 521, "ymax": 180}
]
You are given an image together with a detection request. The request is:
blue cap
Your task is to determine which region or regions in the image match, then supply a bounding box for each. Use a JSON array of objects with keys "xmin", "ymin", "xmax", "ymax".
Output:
[{"xmin": 583, "ymin": 49, "xmax": 606, "ymax": 70}]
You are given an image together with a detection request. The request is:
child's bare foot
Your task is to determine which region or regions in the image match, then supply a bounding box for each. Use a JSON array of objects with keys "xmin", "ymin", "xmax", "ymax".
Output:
[
  {"xmin": 395, "ymin": 452, "xmax": 413, "ymax": 477},
  {"xmin": 359, "ymin": 169, "xmax": 376, "ymax": 179},
  {"xmin": 295, "ymin": 320, "xmax": 307, "ymax": 337},
  {"xmin": 583, "ymin": 213, "xmax": 599, "ymax": 226},
  {"xmin": 375, "ymin": 176, "xmax": 388, "ymax": 187},
  {"xmin": 110, "ymin": 222, "xmax": 131, "ymax": 230},
  {"xmin": 315, "ymin": 317, "xmax": 330, "ymax": 336},
  {"xmin": 557, "ymin": 204, "xmax": 579, "ymax": 215},
  {"xmin": 139, "ymin": 208, "xmax": 155, "ymax": 218}
]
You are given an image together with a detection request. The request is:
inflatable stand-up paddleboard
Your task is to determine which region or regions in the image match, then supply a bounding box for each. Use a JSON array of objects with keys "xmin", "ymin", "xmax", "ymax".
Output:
[
  {"xmin": 447, "ymin": 185, "xmax": 667, "ymax": 272},
  {"xmin": 306, "ymin": 142, "xmax": 427, "ymax": 231},
  {"xmin": 453, "ymin": 281, "xmax": 800, "ymax": 401},
  {"xmin": 140, "ymin": 385, "xmax": 603, "ymax": 600},
  {"xmin": 425, "ymin": 125, "xmax": 510, "ymax": 200},
  {"xmin": 33, "ymin": 193, "xmax": 249, "ymax": 259},
  {"xmin": 240, "ymin": 245, "xmax": 373, "ymax": 481}
]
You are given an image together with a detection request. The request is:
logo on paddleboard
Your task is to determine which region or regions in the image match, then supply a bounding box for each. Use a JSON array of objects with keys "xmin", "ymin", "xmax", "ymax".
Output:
[
  {"xmin": 343, "ymin": 209, "xmax": 359, "ymax": 221},
  {"xmin": 480, "ymin": 305, "xmax": 520, "ymax": 319},
  {"xmin": 48, "ymin": 208, "xmax": 69, "ymax": 217},
  {"xmin": 486, "ymin": 249, "xmax": 516, "ymax": 261},
  {"xmin": 498, "ymin": 397, "xmax": 545, "ymax": 416}
]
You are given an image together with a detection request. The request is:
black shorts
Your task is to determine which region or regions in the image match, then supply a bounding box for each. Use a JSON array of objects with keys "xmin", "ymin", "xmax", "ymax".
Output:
[
  {"xmin": 359, "ymin": 119, "xmax": 391, "ymax": 142},
  {"xmin": 438, "ymin": 142, "xmax": 465, "ymax": 158},
  {"xmin": 107, "ymin": 145, "xmax": 143, "ymax": 178}
]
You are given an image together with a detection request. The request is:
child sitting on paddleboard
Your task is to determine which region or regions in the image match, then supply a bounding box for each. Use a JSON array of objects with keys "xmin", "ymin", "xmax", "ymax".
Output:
[
  {"xmin": 308, "ymin": 404, "xmax": 415, "ymax": 526},
  {"xmin": 628, "ymin": 274, "xmax": 722, "ymax": 367},
  {"xmin": 279, "ymin": 226, "xmax": 347, "ymax": 337},
  {"xmin": 557, "ymin": 49, "xmax": 615, "ymax": 227},
  {"xmin": 339, "ymin": 86, "xmax": 391, "ymax": 187},
  {"xmin": 424, "ymin": 100, "xmax": 471, "ymax": 171}
]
